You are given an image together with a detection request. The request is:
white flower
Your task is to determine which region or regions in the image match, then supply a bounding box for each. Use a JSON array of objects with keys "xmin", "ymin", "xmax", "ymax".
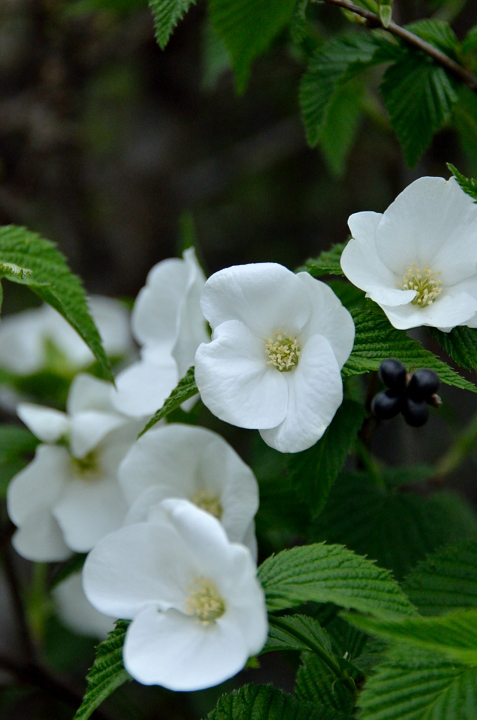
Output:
[
  {"xmin": 119, "ymin": 423, "xmax": 259, "ymax": 558},
  {"xmin": 340, "ymin": 176, "xmax": 477, "ymax": 331},
  {"xmin": 53, "ymin": 571, "xmax": 115, "ymax": 639},
  {"xmin": 112, "ymin": 248, "xmax": 208, "ymax": 417},
  {"xmin": 194, "ymin": 263, "xmax": 355, "ymax": 453},
  {"xmin": 83, "ymin": 498, "xmax": 268, "ymax": 691},
  {"xmin": 7, "ymin": 373, "xmax": 140, "ymax": 560},
  {"xmin": 0, "ymin": 296, "xmax": 133, "ymax": 375}
]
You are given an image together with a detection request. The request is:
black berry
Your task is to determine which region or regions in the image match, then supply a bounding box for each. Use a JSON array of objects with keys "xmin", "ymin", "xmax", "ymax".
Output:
[
  {"xmin": 372, "ymin": 389, "xmax": 402, "ymax": 420},
  {"xmin": 402, "ymin": 396, "xmax": 430, "ymax": 427},
  {"xmin": 378, "ymin": 359, "xmax": 407, "ymax": 390},
  {"xmin": 407, "ymin": 368, "xmax": 440, "ymax": 401}
]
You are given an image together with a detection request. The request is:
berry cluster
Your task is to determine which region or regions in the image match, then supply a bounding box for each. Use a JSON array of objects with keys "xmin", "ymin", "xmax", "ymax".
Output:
[{"xmin": 371, "ymin": 359, "xmax": 440, "ymax": 427}]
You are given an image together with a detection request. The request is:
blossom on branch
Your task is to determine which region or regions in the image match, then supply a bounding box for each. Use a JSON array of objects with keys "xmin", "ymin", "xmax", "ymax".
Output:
[
  {"xmin": 340, "ymin": 176, "xmax": 477, "ymax": 331},
  {"xmin": 119, "ymin": 423, "xmax": 259, "ymax": 558},
  {"xmin": 83, "ymin": 498, "xmax": 268, "ymax": 691},
  {"xmin": 194, "ymin": 263, "xmax": 355, "ymax": 453}
]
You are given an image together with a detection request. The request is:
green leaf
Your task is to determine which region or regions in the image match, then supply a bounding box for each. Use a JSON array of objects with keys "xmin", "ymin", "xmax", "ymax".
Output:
[
  {"xmin": 358, "ymin": 645, "xmax": 477, "ymax": 720},
  {"xmin": 258, "ymin": 542, "xmax": 415, "ymax": 618},
  {"xmin": 380, "ymin": 48, "xmax": 458, "ymax": 166},
  {"xmin": 405, "ymin": 19, "xmax": 459, "ymax": 57},
  {"xmin": 148, "ymin": 0, "xmax": 195, "ymax": 49},
  {"xmin": 452, "ymin": 88, "xmax": 477, "ymax": 168},
  {"xmin": 286, "ymin": 400, "xmax": 366, "ymax": 518},
  {"xmin": 342, "ymin": 305, "xmax": 477, "ymax": 393},
  {"xmin": 300, "ymin": 32, "xmax": 396, "ymax": 148},
  {"xmin": 0, "ymin": 261, "xmax": 33, "ymax": 281},
  {"xmin": 139, "ymin": 366, "xmax": 198, "ymax": 436},
  {"xmin": 201, "ymin": 19, "xmax": 231, "ymax": 91},
  {"xmin": 403, "ymin": 537, "xmax": 477, "ymax": 615},
  {"xmin": 447, "ymin": 162, "xmax": 477, "ymax": 202},
  {"xmin": 432, "ymin": 326, "xmax": 477, "ymax": 372},
  {"xmin": 296, "ymin": 653, "xmax": 355, "ymax": 714},
  {"xmin": 0, "ymin": 225, "xmax": 113, "ymax": 381},
  {"xmin": 264, "ymin": 614, "xmax": 333, "ymax": 656},
  {"xmin": 317, "ymin": 76, "xmax": 364, "ymax": 176},
  {"xmin": 460, "ymin": 25, "xmax": 477, "ymax": 58},
  {"xmin": 310, "ymin": 471, "xmax": 477, "ymax": 580},
  {"xmin": 0, "ymin": 425, "xmax": 39, "ymax": 497},
  {"xmin": 206, "ymin": 684, "xmax": 351, "ymax": 720},
  {"xmin": 209, "ymin": 0, "xmax": 296, "ymax": 92},
  {"xmin": 348, "ymin": 609, "xmax": 477, "ymax": 666},
  {"xmin": 73, "ymin": 620, "xmax": 130, "ymax": 720},
  {"xmin": 299, "ymin": 242, "xmax": 347, "ymax": 277}
]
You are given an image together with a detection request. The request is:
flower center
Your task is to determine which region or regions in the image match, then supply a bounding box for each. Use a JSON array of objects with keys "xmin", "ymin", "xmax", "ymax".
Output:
[
  {"xmin": 265, "ymin": 332, "xmax": 301, "ymax": 372},
  {"xmin": 191, "ymin": 490, "xmax": 223, "ymax": 519},
  {"xmin": 185, "ymin": 578, "xmax": 226, "ymax": 623},
  {"xmin": 70, "ymin": 451, "xmax": 101, "ymax": 481},
  {"xmin": 398, "ymin": 264, "xmax": 442, "ymax": 307}
]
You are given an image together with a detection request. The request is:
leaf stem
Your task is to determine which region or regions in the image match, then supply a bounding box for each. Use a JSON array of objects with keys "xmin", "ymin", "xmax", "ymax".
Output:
[{"xmin": 320, "ymin": 0, "xmax": 477, "ymax": 92}]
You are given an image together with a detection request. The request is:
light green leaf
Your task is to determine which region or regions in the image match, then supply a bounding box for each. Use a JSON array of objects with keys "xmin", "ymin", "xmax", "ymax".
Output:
[
  {"xmin": 148, "ymin": 0, "xmax": 195, "ymax": 49},
  {"xmin": 299, "ymin": 242, "xmax": 347, "ymax": 277},
  {"xmin": 258, "ymin": 542, "xmax": 415, "ymax": 618},
  {"xmin": 317, "ymin": 76, "xmax": 364, "ymax": 176},
  {"xmin": 405, "ymin": 19, "xmax": 459, "ymax": 56},
  {"xmin": 0, "ymin": 225, "xmax": 113, "ymax": 381},
  {"xmin": 209, "ymin": 0, "xmax": 296, "ymax": 92},
  {"xmin": 139, "ymin": 366, "xmax": 198, "ymax": 436},
  {"xmin": 380, "ymin": 48, "xmax": 458, "ymax": 166},
  {"xmin": 403, "ymin": 537, "xmax": 477, "ymax": 615},
  {"xmin": 0, "ymin": 261, "xmax": 33, "ymax": 281},
  {"xmin": 310, "ymin": 471, "xmax": 477, "ymax": 580},
  {"xmin": 286, "ymin": 400, "xmax": 366, "ymax": 518},
  {"xmin": 263, "ymin": 614, "xmax": 333, "ymax": 656},
  {"xmin": 342, "ymin": 305, "xmax": 477, "ymax": 393},
  {"xmin": 73, "ymin": 620, "xmax": 130, "ymax": 720},
  {"xmin": 447, "ymin": 162, "xmax": 477, "ymax": 202},
  {"xmin": 206, "ymin": 684, "xmax": 351, "ymax": 720},
  {"xmin": 348, "ymin": 609, "xmax": 477, "ymax": 666},
  {"xmin": 359, "ymin": 645, "xmax": 477, "ymax": 720}
]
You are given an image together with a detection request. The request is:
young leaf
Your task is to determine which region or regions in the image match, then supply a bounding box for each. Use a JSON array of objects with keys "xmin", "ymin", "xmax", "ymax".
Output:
[
  {"xmin": 447, "ymin": 163, "xmax": 477, "ymax": 202},
  {"xmin": 380, "ymin": 48, "xmax": 458, "ymax": 166},
  {"xmin": 206, "ymin": 683, "xmax": 351, "ymax": 720},
  {"xmin": 403, "ymin": 537, "xmax": 477, "ymax": 615},
  {"xmin": 299, "ymin": 242, "xmax": 347, "ymax": 277},
  {"xmin": 286, "ymin": 400, "xmax": 366, "ymax": 518},
  {"xmin": 359, "ymin": 645, "xmax": 477, "ymax": 720},
  {"xmin": 0, "ymin": 225, "xmax": 113, "ymax": 381},
  {"xmin": 258, "ymin": 542, "xmax": 415, "ymax": 619},
  {"xmin": 209, "ymin": 0, "xmax": 296, "ymax": 92},
  {"xmin": 73, "ymin": 620, "xmax": 130, "ymax": 720},
  {"xmin": 347, "ymin": 609, "xmax": 477, "ymax": 666},
  {"xmin": 138, "ymin": 366, "xmax": 198, "ymax": 436},
  {"xmin": 148, "ymin": 0, "xmax": 195, "ymax": 50},
  {"xmin": 310, "ymin": 471, "xmax": 477, "ymax": 580},
  {"xmin": 342, "ymin": 306, "xmax": 477, "ymax": 394}
]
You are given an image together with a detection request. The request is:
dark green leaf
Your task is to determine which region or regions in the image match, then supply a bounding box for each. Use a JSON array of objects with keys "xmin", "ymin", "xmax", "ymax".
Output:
[
  {"xmin": 310, "ymin": 471, "xmax": 477, "ymax": 580},
  {"xmin": 148, "ymin": 0, "xmax": 195, "ymax": 49},
  {"xmin": 258, "ymin": 542, "xmax": 415, "ymax": 618},
  {"xmin": 73, "ymin": 620, "xmax": 130, "ymax": 720},
  {"xmin": 296, "ymin": 653, "xmax": 355, "ymax": 714},
  {"xmin": 380, "ymin": 49, "xmax": 458, "ymax": 166},
  {"xmin": 317, "ymin": 76, "xmax": 364, "ymax": 176},
  {"xmin": 405, "ymin": 19, "xmax": 459, "ymax": 57},
  {"xmin": 206, "ymin": 684, "xmax": 351, "ymax": 720},
  {"xmin": 49, "ymin": 554, "xmax": 87, "ymax": 590},
  {"xmin": 432, "ymin": 326, "xmax": 477, "ymax": 372},
  {"xmin": 452, "ymin": 89, "xmax": 477, "ymax": 167},
  {"xmin": 342, "ymin": 306, "xmax": 477, "ymax": 394},
  {"xmin": 359, "ymin": 645, "xmax": 477, "ymax": 720},
  {"xmin": 461, "ymin": 25, "xmax": 477, "ymax": 58},
  {"xmin": 447, "ymin": 163, "xmax": 477, "ymax": 202},
  {"xmin": 264, "ymin": 614, "xmax": 333, "ymax": 656},
  {"xmin": 209, "ymin": 0, "xmax": 296, "ymax": 92},
  {"xmin": 287, "ymin": 400, "xmax": 366, "ymax": 518},
  {"xmin": 403, "ymin": 537, "xmax": 477, "ymax": 615},
  {"xmin": 0, "ymin": 225, "xmax": 113, "ymax": 381},
  {"xmin": 299, "ymin": 242, "xmax": 347, "ymax": 277},
  {"xmin": 0, "ymin": 425, "xmax": 39, "ymax": 497},
  {"xmin": 139, "ymin": 366, "xmax": 198, "ymax": 436}
]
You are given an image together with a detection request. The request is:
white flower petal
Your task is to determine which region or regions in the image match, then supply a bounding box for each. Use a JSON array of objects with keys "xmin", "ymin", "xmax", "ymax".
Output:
[
  {"xmin": 12, "ymin": 509, "xmax": 71, "ymax": 562},
  {"xmin": 69, "ymin": 411, "xmax": 126, "ymax": 458},
  {"xmin": 17, "ymin": 404, "xmax": 69, "ymax": 443},
  {"xmin": 195, "ymin": 320, "xmax": 288, "ymax": 429},
  {"xmin": 200, "ymin": 263, "xmax": 311, "ymax": 336},
  {"xmin": 260, "ymin": 334, "xmax": 343, "ymax": 453},
  {"xmin": 123, "ymin": 606, "xmax": 251, "ymax": 690},
  {"xmin": 172, "ymin": 248, "xmax": 208, "ymax": 376},
  {"xmin": 112, "ymin": 356, "xmax": 178, "ymax": 417},
  {"xmin": 67, "ymin": 374, "xmax": 117, "ymax": 415},
  {"xmin": 381, "ymin": 290, "xmax": 477, "ymax": 331},
  {"xmin": 53, "ymin": 572, "xmax": 115, "ymax": 639},
  {"xmin": 296, "ymin": 272, "xmax": 355, "ymax": 368},
  {"xmin": 0, "ymin": 308, "xmax": 47, "ymax": 374}
]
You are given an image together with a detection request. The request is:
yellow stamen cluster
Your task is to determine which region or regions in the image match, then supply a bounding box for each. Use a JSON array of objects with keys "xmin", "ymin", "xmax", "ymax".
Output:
[
  {"xmin": 191, "ymin": 490, "xmax": 223, "ymax": 519},
  {"xmin": 398, "ymin": 264, "xmax": 442, "ymax": 307},
  {"xmin": 185, "ymin": 578, "xmax": 226, "ymax": 624},
  {"xmin": 265, "ymin": 332, "xmax": 301, "ymax": 372},
  {"xmin": 70, "ymin": 451, "xmax": 101, "ymax": 481}
]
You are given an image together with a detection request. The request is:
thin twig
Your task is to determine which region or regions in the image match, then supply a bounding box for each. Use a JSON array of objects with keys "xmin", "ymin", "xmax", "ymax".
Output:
[{"xmin": 321, "ymin": 0, "xmax": 477, "ymax": 92}]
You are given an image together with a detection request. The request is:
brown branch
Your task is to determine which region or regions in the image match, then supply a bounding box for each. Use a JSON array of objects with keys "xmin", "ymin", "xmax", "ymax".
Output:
[{"xmin": 321, "ymin": 0, "xmax": 477, "ymax": 92}]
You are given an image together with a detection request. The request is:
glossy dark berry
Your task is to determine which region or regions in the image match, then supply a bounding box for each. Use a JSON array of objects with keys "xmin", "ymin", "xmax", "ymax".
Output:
[
  {"xmin": 402, "ymin": 396, "xmax": 430, "ymax": 427},
  {"xmin": 407, "ymin": 368, "xmax": 440, "ymax": 401},
  {"xmin": 372, "ymin": 389, "xmax": 402, "ymax": 420},
  {"xmin": 378, "ymin": 359, "xmax": 407, "ymax": 390}
]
